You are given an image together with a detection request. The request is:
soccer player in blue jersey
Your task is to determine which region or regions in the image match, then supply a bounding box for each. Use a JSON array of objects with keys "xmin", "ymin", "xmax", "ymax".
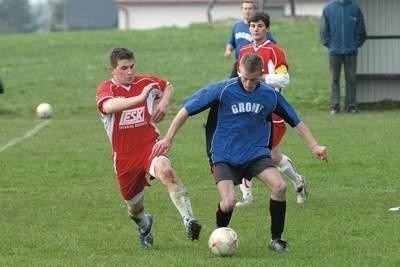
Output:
[
  {"xmin": 224, "ymin": 0, "xmax": 276, "ymax": 78},
  {"xmin": 229, "ymin": 11, "xmax": 308, "ymax": 207},
  {"xmin": 152, "ymin": 54, "xmax": 328, "ymax": 252}
]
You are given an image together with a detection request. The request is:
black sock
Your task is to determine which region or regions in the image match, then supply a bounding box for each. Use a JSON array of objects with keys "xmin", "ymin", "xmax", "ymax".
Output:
[
  {"xmin": 269, "ymin": 199, "xmax": 286, "ymax": 240},
  {"xmin": 216, "ymin": 203, "xmax": 233, "ymax": 227}
]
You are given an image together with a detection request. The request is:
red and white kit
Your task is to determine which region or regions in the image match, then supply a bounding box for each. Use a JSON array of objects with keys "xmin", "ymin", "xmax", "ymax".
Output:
[{"xmin": 96, "ymin": 75, "xmax": 168, "ymax": 200}]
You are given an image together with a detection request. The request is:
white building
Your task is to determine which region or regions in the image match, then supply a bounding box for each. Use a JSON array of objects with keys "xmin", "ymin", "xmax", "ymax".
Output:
[{"xmin": 114, "ymin": 0, "xmax": 325, "ymax": 30}]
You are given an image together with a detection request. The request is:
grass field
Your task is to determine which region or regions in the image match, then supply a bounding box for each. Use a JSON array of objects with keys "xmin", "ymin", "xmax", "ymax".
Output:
[{"xmin": 1, "ymin": 19, "xmax": 400, "ymax": 266}]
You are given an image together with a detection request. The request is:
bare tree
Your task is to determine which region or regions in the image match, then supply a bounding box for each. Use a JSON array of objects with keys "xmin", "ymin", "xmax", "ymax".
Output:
[{"xmin": 207, "ymin": 0, "xmax": 217, "ymax": 23}]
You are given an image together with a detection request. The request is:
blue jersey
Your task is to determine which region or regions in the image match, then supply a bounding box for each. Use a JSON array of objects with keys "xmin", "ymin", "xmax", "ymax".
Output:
[
  {"xmin": 228, "ymin": 20, "xmax": 277, "ymax": 60},
  {"xmin": 184, "ymin": 78, "xmax": 301, "ymax": 166}
]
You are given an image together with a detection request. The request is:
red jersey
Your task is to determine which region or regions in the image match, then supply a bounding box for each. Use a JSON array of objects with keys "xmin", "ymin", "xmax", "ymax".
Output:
[
  {"xmin": 96, "ymin": 75, "xmax": 168, "ymax": 155},
  {"xmin": 239, "ymin": 40, "xmax": 290, "ymax": 147},
  {"xmin": 238, "ymin": 40, "xmax": 288, "ymax": 75}
]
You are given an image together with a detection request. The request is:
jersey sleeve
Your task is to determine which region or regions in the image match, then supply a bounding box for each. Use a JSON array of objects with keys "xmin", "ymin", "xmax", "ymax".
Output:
[
  {"xmin": 273, "ymin": 91, "xmax": 301, "ymax": 127},
  {"xmin": 184, "ymin": 82, "xmax": 223, "ymax": 116},
  {"xmin": 228, "ymin": 26, "xmax": 236, "ymax": 49},
  {"xmin": 273, "ymin": 45, "xmax": 289, "ymax": 71},
  {"xmin": 141, "ymin": 75, "xmax": 168, "ymax": 96},
  {"xmin": 95, "ymin": 81, "xmax": 114, "ymax": 115}
]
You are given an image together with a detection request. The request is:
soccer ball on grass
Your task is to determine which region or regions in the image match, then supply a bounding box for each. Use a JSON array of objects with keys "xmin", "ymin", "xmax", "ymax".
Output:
[
  {"xmin": 208, "ymin": 227, "xmax": 239, "ymax": 256},
  {"xmin": 36, "ymin": 103, "xmax": 53, "ymax": 119}
]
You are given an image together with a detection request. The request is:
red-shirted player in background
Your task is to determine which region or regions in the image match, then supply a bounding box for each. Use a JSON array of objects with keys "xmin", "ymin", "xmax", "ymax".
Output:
[
  {"xmin": 236, "ymin": 11, "xmax": 308, "ymax": 207},
  {"xmin": 95, "ymin": 47, "xmax": 201, "ymax": 248}
]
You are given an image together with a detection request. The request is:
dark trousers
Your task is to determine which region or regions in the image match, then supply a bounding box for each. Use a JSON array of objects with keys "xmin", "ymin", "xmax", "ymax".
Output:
[{"xmin": 329, "ymin": 54, "xmax": 357, "ymax": 111}]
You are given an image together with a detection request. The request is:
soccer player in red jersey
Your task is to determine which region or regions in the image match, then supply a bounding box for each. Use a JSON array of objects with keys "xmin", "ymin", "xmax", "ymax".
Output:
[
  {"xmin": 236, "ymin": 11, "xmax": 308, "ymax": 206},
  {"xmin": 95, "ymin": 47, "xmax": 201, "ymax": 248}
]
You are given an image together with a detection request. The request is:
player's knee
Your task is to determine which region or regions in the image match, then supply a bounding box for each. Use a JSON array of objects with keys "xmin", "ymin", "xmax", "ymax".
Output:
[
  {"xmin": 158, "ymin": 166, "xmax": 179, "ymax": 185},
  {"xmin": 221, "ymin": 197, "xmax": 236, "ymax": 212},
  {"xmin": 271, "ymin": 180, "xmax": 287, "ymax": 196}
]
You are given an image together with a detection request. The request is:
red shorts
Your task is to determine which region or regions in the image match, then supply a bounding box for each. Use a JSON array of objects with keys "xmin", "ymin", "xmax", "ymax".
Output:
[
  {"xmin": 113, "ymin": 145, "xmax": 154, "ymax": 201},
  {"xmin": 271, "ymin": 113, "xmax": 287, "ymax": 148}
]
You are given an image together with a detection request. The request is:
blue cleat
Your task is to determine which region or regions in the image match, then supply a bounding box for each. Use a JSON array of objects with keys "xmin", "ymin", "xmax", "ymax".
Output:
[{"xmin": 139, "ymin": 214, "xmax": 153, "ymax": 248}]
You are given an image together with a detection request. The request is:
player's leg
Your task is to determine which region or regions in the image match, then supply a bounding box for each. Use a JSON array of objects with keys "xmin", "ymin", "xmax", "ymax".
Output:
[
  {"xmin": 236, "ymin": 178, "xmax": 254, "ymax": 207},
  {"xmin": 212, "ymin": 163, "xmax": 237, "ymax": 227},
  {"xmin": 216, "ymin": 180, "xmax": 236, "ymax": 227},
  {"xmin": 150, "ymin": 156, "xmax": 201, "ymax": 241},
  {"xmin": 272, "ymin": 148, "xmax": 308, "ymax": 204},
  {"xmin": 125, "ymin": 192, "xmax": 154, "ymax": 248},
  {"xmin": 271, "ymin": 120, "xmax": 308, "ymax": 204},
  {"xmin": 115, "ymin": 157, "xmax": 154, "ymax": 248},
  {"xmin": 343, "ymin": 54, "xmax": 358, "ymax": 113},
  {"xmin": 256, "ymin": 166, "xmax": 289, "ymax": 252},
  {"xmin": 329, "ymin": 54, "xmax": 342, "ymax": 114}
]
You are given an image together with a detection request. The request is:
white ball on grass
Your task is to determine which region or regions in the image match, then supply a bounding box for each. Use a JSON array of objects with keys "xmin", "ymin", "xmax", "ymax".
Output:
[
  {"xmin": 36, "ymin": 103, "xmax": 53, "ymax": 119},
  {"xmin": 208, "ymin": 227, "xmax": 239, "ymax": 257}
]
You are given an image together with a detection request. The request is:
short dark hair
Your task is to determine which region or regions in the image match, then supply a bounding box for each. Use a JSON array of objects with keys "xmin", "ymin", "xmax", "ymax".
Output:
[
  {"xmin": 240, "ymin": 53, "xmax": 263, "ymax": 73},
  {"xmin": 242, "ymin": 0, "xmax": 257, "ymax": 9},
  {"xmin": 248, "ymin": 11, "xmax": 270, "ymax": 28},
  {"xmin": 109, "ymin": 48, "xmax": 134, "ymax": 67}
]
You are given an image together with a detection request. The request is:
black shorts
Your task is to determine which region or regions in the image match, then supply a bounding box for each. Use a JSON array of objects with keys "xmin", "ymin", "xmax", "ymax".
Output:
[{"xmin": 211, "ymin": 156, "xmax": 276, "ymax": 185}]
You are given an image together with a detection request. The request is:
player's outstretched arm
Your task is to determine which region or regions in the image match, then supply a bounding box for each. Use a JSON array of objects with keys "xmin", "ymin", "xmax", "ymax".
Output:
[
  {"xmin": 294, "ymin": 122, "xmax": 328, "ymax": 162},
  {"xmin": 102, "ymin": 82, "xmax": 157, "ymax": 114},
  {"xmin": 151, "ymin": 108, "xmax": 189, "ymax": 157}
]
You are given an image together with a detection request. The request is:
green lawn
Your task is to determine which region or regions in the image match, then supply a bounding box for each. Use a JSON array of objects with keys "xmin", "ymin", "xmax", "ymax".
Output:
[{"xmin": 0, "ymin": 19, "xmax": 399, "ymax": 266}]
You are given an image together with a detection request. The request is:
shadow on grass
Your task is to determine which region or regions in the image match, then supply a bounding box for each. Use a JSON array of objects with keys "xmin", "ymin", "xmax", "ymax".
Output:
[{"xmin": 358, "ymin": 100, "xmax": 400, "ymax": 111}]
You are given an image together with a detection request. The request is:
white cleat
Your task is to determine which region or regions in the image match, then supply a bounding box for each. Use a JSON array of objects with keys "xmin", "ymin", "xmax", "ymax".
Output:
[
  {"xmin": 296, "ymin": 176, "xmax": 308, "ymax": 204},
  {"xmin": 389, "ymin": 206, "xmax": 400, "ymax": 212},
  {"xmin": 235, "ymin": 198, "xmax": 255, "ymax": 207}
]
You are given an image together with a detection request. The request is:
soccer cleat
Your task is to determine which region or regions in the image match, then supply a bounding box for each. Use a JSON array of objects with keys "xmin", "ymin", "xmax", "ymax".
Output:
[
  {"xmin": 330, "ymin": 108, "xmax": 339, "ymax": 115},
  {"xmin": 186, "ymin": 218, "xmax": 202, "ymax": 241},
  {"xmin": 347, "ymin": 106, "xmax": 358, "ymax": 114},
  {"xmin": 269, "ymin": 239, "xmax": 289, "ymax": 252},
  {"xmin": 235, "ymin": 198, "xmax": 255, "ymax": 207},
  {"xmin": 138, "ymin": 214, "xmax": 154, "ymax": 248},
  {"xmin": 296, "ymin": 175, "xmax": 308, "ymax": 204}
]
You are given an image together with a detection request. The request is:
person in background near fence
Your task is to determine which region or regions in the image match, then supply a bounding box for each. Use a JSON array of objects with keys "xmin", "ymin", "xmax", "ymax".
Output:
[
  {"xmin": 320, "ymin": 0, "xmax": 366, "ymax": 114},
  {"xmin": 152, "ymin": 53, "xmax": 328, "ymax": 252},
  {"xmin": 235, "ymin": 11, "xmax": 308, "ymax": 207},
  {"xmin": 95, "ymin": 47, "xmax": 201, "ymax": 249},
  {"xmin": 224, "ymin": 0, "xmax": 276, "ymax": 78}
]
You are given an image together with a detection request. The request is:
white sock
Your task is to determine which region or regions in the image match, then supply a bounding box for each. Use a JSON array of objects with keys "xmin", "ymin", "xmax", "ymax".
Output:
[
  {"xmin": 169, "ymin": 185, "xmax": 195, "ymax": 224},
  {"xmin": 129, "ymin": 210, "xmax": 149, "ymax": 232},
  {"xmin": 239, "ymin": 178, "xmax": 253, "ymax": 200},
  {"xmin": 278, "ymin": 154, "xmax": 303, "ymax": 189}
]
